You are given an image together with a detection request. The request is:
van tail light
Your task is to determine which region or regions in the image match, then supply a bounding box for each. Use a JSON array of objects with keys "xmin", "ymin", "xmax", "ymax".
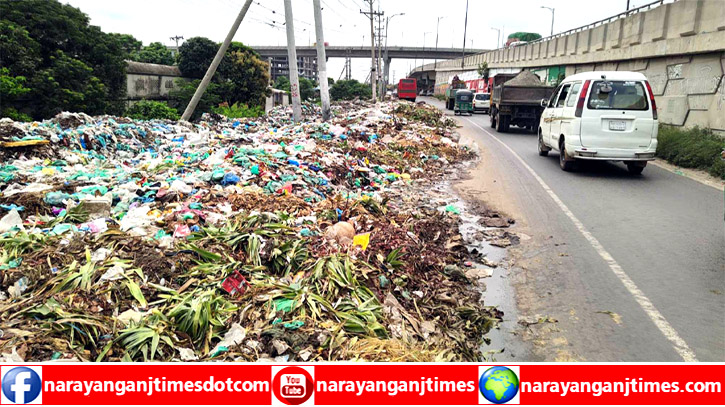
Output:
[
  {"xmin": 645, "ymin": 80, "xmax": 658, "ymax": 120},
  {"xmin": 574, "ymin": 80, "xmax": 591, "ymax": 118}
]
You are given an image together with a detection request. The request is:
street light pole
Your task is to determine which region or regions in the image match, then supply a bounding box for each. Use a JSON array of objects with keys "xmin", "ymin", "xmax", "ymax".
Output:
[
  {"xmin": 490, "ymin": 27, "xmax": 500, "ymax": 49},
  {"xmin": 422, "ymin": 31, "xmax": 431, "ymax": 67},
  {"xmin": 541, "ymin": 6, "xmax": 555, "ymax": 36},
  {"xmin": 385, "ymin": 13, "xmax": 404, "ymax": 91},
  {"xmin": 434, "ymin": 16, "xmax": 446, "ymax": 69}
]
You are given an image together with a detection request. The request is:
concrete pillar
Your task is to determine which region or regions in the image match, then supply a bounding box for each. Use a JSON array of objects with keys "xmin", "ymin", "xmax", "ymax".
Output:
[{"xmin": 384, "ymin": 57, "xmax": 391, "ymax": 88}]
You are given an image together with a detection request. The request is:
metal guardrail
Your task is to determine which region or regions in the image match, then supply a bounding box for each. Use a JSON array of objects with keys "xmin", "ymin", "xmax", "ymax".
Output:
[{"xmin": 526, "ymin": 0, "xmax": 674, "ymax": 46}]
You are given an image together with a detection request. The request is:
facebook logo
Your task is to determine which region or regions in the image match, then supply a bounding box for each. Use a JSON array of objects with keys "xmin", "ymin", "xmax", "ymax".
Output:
[{"xmin": 1, "ymin": 366, "xmax": 42, "ymax": 404}]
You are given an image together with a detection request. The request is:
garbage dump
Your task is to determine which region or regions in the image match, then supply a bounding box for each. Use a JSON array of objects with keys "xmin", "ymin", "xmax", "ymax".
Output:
[{"xmin": 0, "ymin": 100, "xmax": 505, "ymax": 362}]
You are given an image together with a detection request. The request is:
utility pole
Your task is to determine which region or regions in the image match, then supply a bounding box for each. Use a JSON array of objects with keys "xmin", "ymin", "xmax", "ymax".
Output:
[
  {"xmin": 461, "ymin": 0, "xmax": 469, "ymax": 69},
  {"xmin": 376, "ymin": 5, "xmax": 385, "ymax": 101},
  {"xmin": 490, "ymin": 27, "xmax": 500, "ymax": 49},
  {"xmin": 181, "ymin": 0, "xmax": 253, "ymax": 121},
  {"xmin": 312, "ymin": 0, "xmax": 330, "ymax": 121},
  {"xmin": 170, "ymin": 35, "xmax": 184, "ymax": 47},
  {"xmin": 361, "ymin": 0, "xmax": 382, "ymax": 102},
  {"xmin": 284, "ymin": 0, "xmax": 302, "ymax": 122},
  {"xmin": 434, "ymin": 16, "xmax": 446, "ymax": 69}
]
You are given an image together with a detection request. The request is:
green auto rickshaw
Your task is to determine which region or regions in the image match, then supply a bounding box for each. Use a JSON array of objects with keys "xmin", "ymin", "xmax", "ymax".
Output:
[{"xmin": 454, "ymin": 89, "xmax": 474, "ymax": 116}]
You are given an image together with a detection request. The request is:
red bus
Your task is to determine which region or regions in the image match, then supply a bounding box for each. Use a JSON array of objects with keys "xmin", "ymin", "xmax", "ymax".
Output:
[{"xmin": 398, "ymin": 78, "xmax": 417, "ymax": 102}]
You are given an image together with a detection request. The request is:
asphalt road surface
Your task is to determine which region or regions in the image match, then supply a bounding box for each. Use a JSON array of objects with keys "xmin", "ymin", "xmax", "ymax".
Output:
[{"xmin": 423, "ymin": 97, "xmax": 725, "ymax": 362}]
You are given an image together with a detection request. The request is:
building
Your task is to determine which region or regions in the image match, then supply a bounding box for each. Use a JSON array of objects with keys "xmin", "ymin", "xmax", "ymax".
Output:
[{"xmin": 268, "ymin": 56, "xmax": 318, "ymax": 82}]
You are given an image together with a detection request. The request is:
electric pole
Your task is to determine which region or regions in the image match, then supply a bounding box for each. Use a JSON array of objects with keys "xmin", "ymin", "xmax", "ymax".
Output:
[
  {"xmin": 461, "ymin": 0, "xmax": 469, "ymax": 69},
  {"xmin": 284, "ymin": 0, "xmax": 302, "ymax": 122},
  {"xmin": 361, "ymin": 0, "xmax": 382, "ymax": 102},
  {"xmin": 376, "ymin": 5, "xmax": 385, "ymax": 101},
  {"xmin": 181, "ymin": 0, "xmax": 253, "ymax": 121},
  {"xmin": 170, "ymin": 35, "xmax": 184, "ymax": 47},
  {"xmin": 312, "ymin": 0, "xmax": 330, "ymax": 121}
]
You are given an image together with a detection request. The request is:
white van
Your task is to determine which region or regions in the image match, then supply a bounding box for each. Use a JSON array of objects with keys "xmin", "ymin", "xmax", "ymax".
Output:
[
  {"xmin": 473, "ymin": 92, "xmax": 491, "ymax": 114},
  {"xmin": 537, "ymin": 71, "xmax": 658, "ymax": 174}
]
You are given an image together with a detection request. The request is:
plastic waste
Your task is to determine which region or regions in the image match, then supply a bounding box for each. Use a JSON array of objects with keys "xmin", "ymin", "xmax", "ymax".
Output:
[
  {"xmin": 0, "ymin": 209, "xmax": 23, "ymax": 233},
  {"xmin": 210, "ymin": 323, "xmax": 246, "ymax": 357},
  {"xmin": 8, "ymin": 277, "xmax": 28, "ymax": 298}
]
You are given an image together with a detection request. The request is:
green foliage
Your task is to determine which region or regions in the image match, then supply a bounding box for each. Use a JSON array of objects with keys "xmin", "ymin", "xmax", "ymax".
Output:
[
  {"xmin": 177, "ymin": 37, "xmax": 218, "ymax": 78},
  {"xmin": 656, "ymin": 125, "xmax": 725, "ymax": 179},
  {"xmin": 507, "ymin": 32, "xmax": 542, "ymax": 42},
  {"xmin": 0, "ymin": 0, "xmax": 127, "ymax": 119},
  {"xmin": 166, "ymin": 290, "xmax": 237, "ymax": 349},
  {"xmin": 275, "ymin": 76, "xmax": 317, "ymax": 101},
  {"xmin": 211, "ymin": 102, "xmax": 264, "ymax": 118},
  {"xmin": 108, "ymin": 33, "xmax": 142, "ymax": 59},
  {"xmin": 132, "ymin": 42, "xmax": 174, "ymax": 65},
  {"xmin": 477, "ymin": 62, "xmax": 489, "ymax": 80},
  {"xmin": 168, "ymin": 79, "xmax": 222, "ymax": 121},
  {"xmin": 274, "ymin": 76, "xmax": 291, "ymax": 92},
  {"xmin": 125, "ymin": 100, "xmax": 180, "ymax": 121},
  {"xmin": 299, "ymin": 77, "xmax": 317, "ymax": 101},
  {"xmin": 0, "ymin": 67, "xmax": 32, "ymax": 120},
  {"xmin": 173, "ymin": 38, "xmax": 270, "ymax": 118},
  {"xmin": 330, "ymin": 79, "xmax": 371, "ymax": 101}
]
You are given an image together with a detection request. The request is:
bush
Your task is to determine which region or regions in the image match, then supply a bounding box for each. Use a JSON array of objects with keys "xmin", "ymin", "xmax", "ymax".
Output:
[
  {"xmin": 656, "ymin": 125, "xmax": 725, "ymax": 179},
  {"xmin": 330, "ymin": 79, "xmax": 371, "ymax": 101},
  {"xmin": 125, "ymin": 100, "xmax": 180, "ymax": 121},
  {"xmin": 211, "ymin": 102, "xmax": 264, "ymax": 118}
]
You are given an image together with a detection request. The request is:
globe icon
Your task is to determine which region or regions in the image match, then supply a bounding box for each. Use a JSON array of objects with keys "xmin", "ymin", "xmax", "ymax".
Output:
[{"xmin": 479, "ymin": 366, "xmax": 519, "ymax": 404}]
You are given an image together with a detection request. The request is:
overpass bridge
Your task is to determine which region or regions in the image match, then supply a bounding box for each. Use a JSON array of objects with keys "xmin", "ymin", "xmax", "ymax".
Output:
[
  {"xmin": 253, "ymin": 45, "xmax": 485, "ymax": 84},
  {"xmin": 251, "ymin": 45, "xmax": 484, "ymax": 60}
]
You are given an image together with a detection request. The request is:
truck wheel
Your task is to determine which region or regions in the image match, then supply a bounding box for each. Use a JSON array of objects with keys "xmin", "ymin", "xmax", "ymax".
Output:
[
  {"xmin": 490, "ymin": 112, "xmax": 497, "ymax": 128},
  {"xmin": 559, "ymin": 141, "xmax": 575, "ymax": 171},
  {"xmin": 495, "ymin": 113, "xmax": 504, "ymax": 132},
  {"xmin": 538, "ymin": 132, "xmax": 550, "ymax": 156}
]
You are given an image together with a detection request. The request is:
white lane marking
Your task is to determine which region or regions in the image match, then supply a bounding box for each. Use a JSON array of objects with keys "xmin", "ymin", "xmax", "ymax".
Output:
[{"xmin": 465, "ymin": 118, "xmax": 698, "ymax": 362}]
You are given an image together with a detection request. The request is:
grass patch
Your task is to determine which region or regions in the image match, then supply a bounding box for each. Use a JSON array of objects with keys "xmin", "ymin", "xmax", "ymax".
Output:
[{"xmin": 656, "ymin": 125, "xmax": 725, "ymax": 179}]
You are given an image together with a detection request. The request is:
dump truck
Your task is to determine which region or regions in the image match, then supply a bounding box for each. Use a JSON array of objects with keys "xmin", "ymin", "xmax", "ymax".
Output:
[
  {"xmin": 445, "ymin": 75, "xmax": 467, "ymax": 110},
  {"xmin": 489, "ymin": 71, "xmax": 554, "ymax": 133}
]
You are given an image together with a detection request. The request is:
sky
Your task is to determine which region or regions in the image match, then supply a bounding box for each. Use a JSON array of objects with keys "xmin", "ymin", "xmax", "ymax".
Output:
[{"xmin": 64, "ymin": 0, "xmax": 646, "ymax": 82}]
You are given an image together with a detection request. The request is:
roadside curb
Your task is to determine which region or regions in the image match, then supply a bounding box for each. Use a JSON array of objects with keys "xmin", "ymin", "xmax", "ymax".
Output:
[{"xmin": 649, "ymin": 160, "xmax": 724, "ymax": 191}]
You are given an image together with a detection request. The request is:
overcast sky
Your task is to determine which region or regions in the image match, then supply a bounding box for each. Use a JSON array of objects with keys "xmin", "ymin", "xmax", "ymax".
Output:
[{"xmin": 64, "ymin": 0, "xmax": 644, "ymax": 82}]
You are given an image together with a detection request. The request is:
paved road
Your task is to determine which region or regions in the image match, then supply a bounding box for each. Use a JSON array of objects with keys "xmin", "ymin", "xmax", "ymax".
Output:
[{"xmin": 423, "ymin": 97, "xmax": 725, "ymax": 361}]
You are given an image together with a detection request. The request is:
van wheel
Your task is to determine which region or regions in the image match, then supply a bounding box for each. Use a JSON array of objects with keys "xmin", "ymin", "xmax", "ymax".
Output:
[
  {"xmin": 538, "ymin": 132, "xmax": 550, "ymax": 156},
  {"xmin": 559, "ymin": 142, "xmax": 575, "ymax": 171},
  {"xmin": 626, "ymin": 162, "xmax": 646, "ymax": 175}
]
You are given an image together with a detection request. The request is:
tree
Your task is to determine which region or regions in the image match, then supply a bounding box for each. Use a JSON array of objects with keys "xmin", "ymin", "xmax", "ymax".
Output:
[
  {"xmin": 477, "ymin": 62, "xmax": 489, "ymax": 81},
  {"xmin": 173, "ymin": 38, "xmax": 270, "ymax": 115},
  {"xmin": 274, "ymin": 76, "xmax": 316, "ymax": 101},
  {"xmin": 330, "ymin": 79, "xmax": 371, "ymax": 101},
  {"xmin": 109, "ymin": 33, "xmax": 142, "ymax": 59},
  {"xmin": 168, "ymin": 79, "xmax": 222, "ymax": 121},
  {"xmin": 507, "ymin": 32, "xmax": 542, "ymax": 42},
  {"xmin": 274, "ymin": 76, "xmax": 291, "ymax": 92},
  {"xmin": 177, "ymin": 37, "xmax": 218, "ymax": 79},
  {"xmin": 0, "ymin": 68, "xmax": 32, "ymax": 121},
  {"xmin": 0, "ymin": 0, "xmax": 127, "ymax": 119},
  {"xmin": 133, "ymin": 42, "xmax": 175, "ymax": 65}
]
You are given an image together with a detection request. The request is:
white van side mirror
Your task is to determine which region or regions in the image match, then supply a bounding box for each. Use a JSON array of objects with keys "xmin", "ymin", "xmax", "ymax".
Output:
[{"xmin": 540, "ymin": 99, "xmax": 548, "ymax": 108}]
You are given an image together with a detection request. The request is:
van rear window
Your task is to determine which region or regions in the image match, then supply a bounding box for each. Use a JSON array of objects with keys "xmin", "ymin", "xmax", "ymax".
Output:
[
  {"xmin": 475, "ymin": 94, "xmax": 490, "ymax": 100},
  {"xmin": 587, "ymin": 81, "xmax": 648, "ymax": 110}
]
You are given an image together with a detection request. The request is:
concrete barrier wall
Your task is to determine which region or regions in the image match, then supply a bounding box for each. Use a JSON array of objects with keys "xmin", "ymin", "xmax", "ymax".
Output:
[{"xmin": 429, "ymin": 0, "xmax": 725, "ymax": 133}]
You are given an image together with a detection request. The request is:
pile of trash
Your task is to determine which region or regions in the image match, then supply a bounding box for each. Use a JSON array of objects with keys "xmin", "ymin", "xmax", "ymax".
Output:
[{"xmin": 0, "ymin": 101, "xmax": 502, "ymax": 362}]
